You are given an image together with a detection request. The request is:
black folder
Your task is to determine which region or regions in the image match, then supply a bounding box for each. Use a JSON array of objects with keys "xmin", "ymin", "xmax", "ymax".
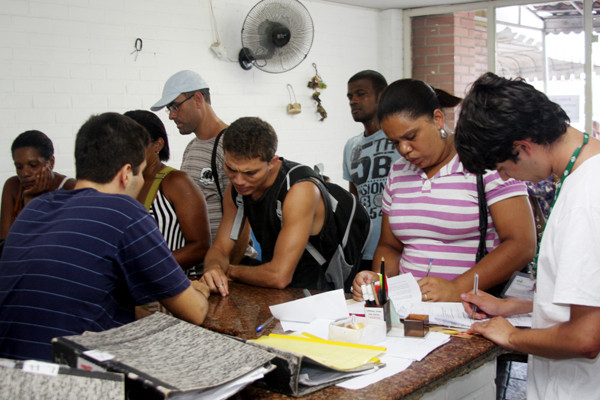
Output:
[
  {"xmin": 51, "ymin": 313, "xmax": 275, "ymax": 399},
  {"xmin": 0, "ymin": 357, "xmax": 124, "ymax": 399}
]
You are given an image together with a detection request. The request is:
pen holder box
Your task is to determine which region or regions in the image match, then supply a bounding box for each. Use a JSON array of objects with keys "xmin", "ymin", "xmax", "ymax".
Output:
[
  {"xmin": 404, "ymin": 314, "xmax": 429, "ymax": 337},
  {"xmin": 328, "ymin": 317, "xmax": 386, "ymax": 345},
  {"xmin": 364, "ymin": 300, "xmax": 392, "ymax": 333}
]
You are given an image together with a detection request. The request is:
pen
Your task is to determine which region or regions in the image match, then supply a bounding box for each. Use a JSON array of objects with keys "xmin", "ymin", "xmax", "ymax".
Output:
[
  {"xmin": 380, "ymin": 257, "xmax": 386, "ymax": 304},
  {"xmin": 472, "ymin": 273, "xmax": 479, "ymax": 320},
  {"xmin": 302, "ymin": 288, "xmax": 312, "ymax": 297},
  {"xmin": 256, "ymin": 316, "xmax": 275, "ymax": 333},
  {"xmin": 426, "ymin": 258, "xmax": 434, "ymax": 277}
]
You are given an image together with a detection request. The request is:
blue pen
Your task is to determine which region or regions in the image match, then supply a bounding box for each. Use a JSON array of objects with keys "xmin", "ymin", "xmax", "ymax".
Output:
[
  {"xmin": 256, "ymin": 316, "xmax": 275, "ymax": 333},
  {"xmin": 426, "ymin": 258, "xmax": 434, "ymax": 277}
]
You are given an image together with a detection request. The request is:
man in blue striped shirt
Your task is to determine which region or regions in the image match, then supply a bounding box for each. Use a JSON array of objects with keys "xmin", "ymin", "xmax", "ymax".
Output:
[{"xmin": 0, "ymin": 112, "xmax": 209, "ymax": 362}]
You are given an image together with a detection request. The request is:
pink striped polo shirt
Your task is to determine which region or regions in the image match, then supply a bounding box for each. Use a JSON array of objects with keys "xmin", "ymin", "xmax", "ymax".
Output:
[{"xmin": 382, "ymin": 154, "xmax": 527, "ymax": 280}]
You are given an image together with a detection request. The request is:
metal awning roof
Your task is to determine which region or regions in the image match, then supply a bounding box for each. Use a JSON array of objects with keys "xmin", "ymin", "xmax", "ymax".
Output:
[
  {"xmin": 496, "ymin": 2, "xmax": 600, "ymax": 80},
  {"xmin": 527, "ymin": 1, "xmax": 600, "ymax": 34},
  {"xmin": 496, "ymin": 25, "xmax": 600, "ymax": 79}
]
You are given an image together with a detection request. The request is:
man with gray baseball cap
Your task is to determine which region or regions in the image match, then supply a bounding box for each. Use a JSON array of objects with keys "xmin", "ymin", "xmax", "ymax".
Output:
[{"xmin": 152, "ymin": 70, "xmax": 253, "ymax": 267}]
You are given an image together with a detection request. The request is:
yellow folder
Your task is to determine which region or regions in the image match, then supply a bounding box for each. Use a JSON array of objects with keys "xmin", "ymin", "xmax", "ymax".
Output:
[{"xmin": 250, "ymin": 333, "xmax": 385, "ymax": 372}]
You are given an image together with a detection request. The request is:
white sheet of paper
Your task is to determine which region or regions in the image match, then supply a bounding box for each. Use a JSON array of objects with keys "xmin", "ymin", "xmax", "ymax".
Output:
[
  {"xmin": 379, "ymin": 331, "xmax": 450, "ymax": 361},
  {"xmin": 278, "ymin": 318, "xmax": 333, "ymax": 338},
  {"xmin": 387, "ymin": 273, "xmax": 422, "ymax": 306},
  {"xmin": 336, "ymin": 355, "xmax": 413, "ymax": 390},
  {"xmin": 269, "ymin": 289, "xmax": 348, "ymax": 323},
  {"xmin": 346, "ymin": 299, "xmax": 365, "ymax": 315}
]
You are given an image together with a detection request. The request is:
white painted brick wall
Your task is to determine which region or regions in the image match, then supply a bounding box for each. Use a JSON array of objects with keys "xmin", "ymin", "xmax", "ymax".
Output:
[{"xmin": 0, "ymin": 0, "xmax": 403, "ymax": 188}]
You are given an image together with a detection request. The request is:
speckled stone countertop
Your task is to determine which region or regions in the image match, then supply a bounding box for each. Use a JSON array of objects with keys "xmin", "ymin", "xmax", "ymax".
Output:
[{"xmin": 201, "ymin": 282, "xmax": 501, "ymax": 399}]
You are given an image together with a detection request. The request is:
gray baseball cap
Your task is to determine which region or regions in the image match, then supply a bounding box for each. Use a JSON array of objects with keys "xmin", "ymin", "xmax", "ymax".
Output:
[{"xmin": 151, "ymin": 70, "xmax": 209, "ymax": 111}]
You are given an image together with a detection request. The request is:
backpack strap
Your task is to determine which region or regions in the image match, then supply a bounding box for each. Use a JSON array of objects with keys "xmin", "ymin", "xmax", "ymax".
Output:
[
  {"xmin": 211, "ymin": 129, "xmax": 226, "ymax": 213},
  {"xmin": 144, "ymin": 166, "xmax": 175, "ymax": 211},
  {"xmin": 230, "ymin": 192, "xmax": 245, "ymax": 241},
  {"xmin": 275, "ymin": 165, "xmax": 331, "ymax": 266}
]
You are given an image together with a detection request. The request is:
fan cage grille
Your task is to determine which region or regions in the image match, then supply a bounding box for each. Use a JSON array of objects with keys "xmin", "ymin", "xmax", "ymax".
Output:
[{"xmin": 241, "ymin": 0, "xmax": 314, "ymax": 73}]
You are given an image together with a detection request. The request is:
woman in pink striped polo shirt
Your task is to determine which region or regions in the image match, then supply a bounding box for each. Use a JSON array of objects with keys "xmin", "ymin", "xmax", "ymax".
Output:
[{"xmin": 352, "ymin": 79, "xmax": 536, "ymax": 302}]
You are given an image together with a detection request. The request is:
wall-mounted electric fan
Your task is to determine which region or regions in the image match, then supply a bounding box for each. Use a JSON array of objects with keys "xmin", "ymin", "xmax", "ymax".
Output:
[{"xmin": 238, "ymin": 0, "xmax": 314, "ymax": 73}]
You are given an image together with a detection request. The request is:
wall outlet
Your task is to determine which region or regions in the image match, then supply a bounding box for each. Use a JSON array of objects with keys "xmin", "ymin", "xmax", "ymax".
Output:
[{"xmin": 210, "ymin": 42, "xmax": 228, "ymax": 60}]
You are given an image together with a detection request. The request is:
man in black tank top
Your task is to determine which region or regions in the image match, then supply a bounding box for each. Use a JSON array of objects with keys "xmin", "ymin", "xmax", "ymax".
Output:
[{"xmin": 201, "ymin": 117, "xmax": 338, "ymax": 296}]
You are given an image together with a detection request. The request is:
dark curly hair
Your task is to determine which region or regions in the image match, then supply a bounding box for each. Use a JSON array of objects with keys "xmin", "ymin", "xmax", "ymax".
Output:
[
  {"xmin": 455, "ymin": 72, "xmax": 569, "ymax": 174},
  {"xmin": 11, "ymin": 130, "xmax": 54, "ymax": 160},
  {"xmin": 223, "ymin": 117, "xmax": 278, "ymax": 162}
]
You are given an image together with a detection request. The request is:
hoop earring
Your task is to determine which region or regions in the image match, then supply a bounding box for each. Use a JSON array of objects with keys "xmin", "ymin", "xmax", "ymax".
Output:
[{"xmin": 440, "ymin": 128, "xmax": 448, "ymax": 139}]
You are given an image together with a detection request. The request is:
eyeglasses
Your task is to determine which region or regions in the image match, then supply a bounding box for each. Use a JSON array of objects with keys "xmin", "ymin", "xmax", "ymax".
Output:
[{"xmin": 165, "ymin": 94, "xmax": 194, "ymax": 113}]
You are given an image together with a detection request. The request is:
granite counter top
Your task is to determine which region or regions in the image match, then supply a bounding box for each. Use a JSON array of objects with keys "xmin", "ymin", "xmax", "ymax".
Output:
[{"xmin": 201, "ymin": 282, "xmax": 500, "ymax": 399}]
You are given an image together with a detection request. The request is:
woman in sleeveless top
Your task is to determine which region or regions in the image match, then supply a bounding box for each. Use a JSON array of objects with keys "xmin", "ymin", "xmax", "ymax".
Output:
[
  {"xmin": 124, "ymin": 110, "xmax": 211, "ymax": 271},
  {"xmin": 1, "ymin": 130, "xmax": 76, "ymax": 238}
]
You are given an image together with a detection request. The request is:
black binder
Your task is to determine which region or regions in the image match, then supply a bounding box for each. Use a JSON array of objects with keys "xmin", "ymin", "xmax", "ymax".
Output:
[
  {"xmin": 51, "ymin": 313, "xmax": 275, "ymax": 399},
  {"xmin": 0, "ymin": 357, "xmax": 124, "ymax": 399}
]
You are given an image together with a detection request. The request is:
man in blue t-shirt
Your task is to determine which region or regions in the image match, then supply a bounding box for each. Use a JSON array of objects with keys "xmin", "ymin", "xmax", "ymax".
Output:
[
  {"xmin": 343, "ymin": 70, "xmax": 400, "ymax": 271},
  {"xmin": 0, "ymin": 113, "xmax": 209, "ymax": 362}
]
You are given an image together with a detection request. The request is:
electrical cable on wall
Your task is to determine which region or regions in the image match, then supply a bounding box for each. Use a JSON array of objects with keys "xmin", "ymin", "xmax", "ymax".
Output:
[{"xmin": 208, "ymin": 0, "xmax": 235, "ymax": 62}]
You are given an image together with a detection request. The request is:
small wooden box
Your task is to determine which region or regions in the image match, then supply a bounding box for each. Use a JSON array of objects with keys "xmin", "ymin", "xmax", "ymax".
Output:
[{"xmin": 404, "ymin": 314, "xmax": 429, "ymax": 337}]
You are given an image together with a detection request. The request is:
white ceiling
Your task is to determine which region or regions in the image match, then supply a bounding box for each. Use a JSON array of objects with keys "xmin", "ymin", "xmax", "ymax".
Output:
[{"xmin": 323, "ymin": 0, "xmax": 481, "ymax": 10}]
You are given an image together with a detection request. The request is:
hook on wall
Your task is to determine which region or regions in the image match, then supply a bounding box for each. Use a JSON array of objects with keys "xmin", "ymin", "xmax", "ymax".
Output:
[{"xmin": 130, "ymin": 38, "xmax": 143, "ymax": 61}]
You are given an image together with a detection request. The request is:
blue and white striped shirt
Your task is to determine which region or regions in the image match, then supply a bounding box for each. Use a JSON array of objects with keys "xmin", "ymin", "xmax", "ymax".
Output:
[{"xmin": 0, "ymin": 188, "xmax": 189, "ymax": 361}]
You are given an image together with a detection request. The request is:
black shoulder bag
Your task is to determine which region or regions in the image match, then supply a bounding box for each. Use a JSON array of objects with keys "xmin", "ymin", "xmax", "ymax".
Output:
[
  {"xmin": 476, "ymin": 174, "xmax": 488, "ymax": 263},
  {"xmin": 211, "ymin": 129, "xmax": 226, "ymax": 213}
]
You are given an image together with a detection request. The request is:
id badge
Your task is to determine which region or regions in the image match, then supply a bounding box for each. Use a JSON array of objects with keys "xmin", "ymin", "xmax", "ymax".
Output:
[{"xmin": 501, "ymin": 272, "xmax": 535, "ymax": 300}]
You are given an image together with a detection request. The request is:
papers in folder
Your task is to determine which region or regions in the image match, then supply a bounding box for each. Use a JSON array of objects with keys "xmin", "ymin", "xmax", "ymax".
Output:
[{"xmin": 251, "ymin": 333, "xmax": 385, "ymax": 372}]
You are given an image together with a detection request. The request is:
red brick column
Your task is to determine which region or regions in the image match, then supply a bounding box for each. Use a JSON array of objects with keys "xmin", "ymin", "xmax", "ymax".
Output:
[{"xmin": 411, "ymin": 11, "xmax": 488, "ymax": 127}]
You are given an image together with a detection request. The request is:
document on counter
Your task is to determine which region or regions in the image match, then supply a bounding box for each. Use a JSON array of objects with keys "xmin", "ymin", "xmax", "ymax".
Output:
[
  {"xmin": 279, "ymin": 318, "xmax": 332, "ymax": 337},
  {"xmin": 381, "ymin": 331, "xmax": 450, "ymax": 361},
  {"xmin": 395, "ymin": 301, "xmax": 532, "ymax": 329},
  {"xmin": 269, "ymin": 289, "xmax": 348, "ymax": 323},
  {"xmin": 336, "ymin": 355, "xmax": 413, "ymax": 390}
]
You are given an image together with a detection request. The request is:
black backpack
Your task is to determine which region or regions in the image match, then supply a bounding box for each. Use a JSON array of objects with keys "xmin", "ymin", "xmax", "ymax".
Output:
[{"xmin": 232, "ymin": 164, "xmax": 371, "ymax": 292}]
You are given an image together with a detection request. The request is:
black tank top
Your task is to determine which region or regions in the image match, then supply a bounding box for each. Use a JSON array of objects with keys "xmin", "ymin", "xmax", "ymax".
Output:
[{"xmin": 232, "ymin": 158, "xmax": 337, "ymax": 291}]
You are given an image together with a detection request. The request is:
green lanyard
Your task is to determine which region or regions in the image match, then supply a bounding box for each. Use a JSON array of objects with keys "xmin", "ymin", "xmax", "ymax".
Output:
[{"xmin": 531, "ymin": 132, "xmax": 589, "ymax": 277}]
